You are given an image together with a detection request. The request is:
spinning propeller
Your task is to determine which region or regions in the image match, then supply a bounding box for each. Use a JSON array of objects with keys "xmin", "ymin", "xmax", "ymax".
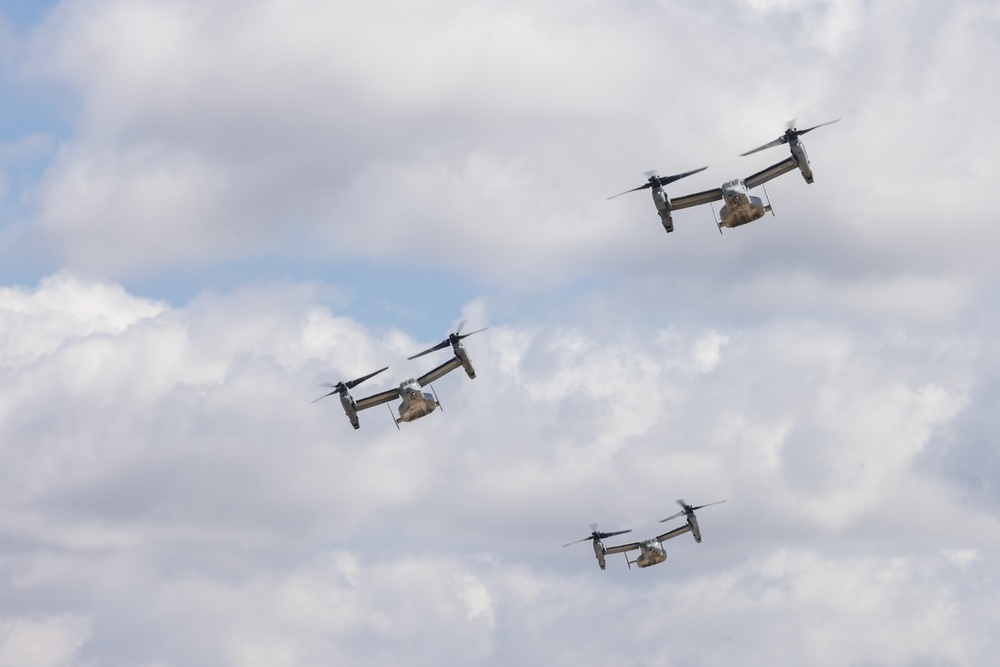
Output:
[
  {"xmin": 739, "ymin": 118, "xmax": 841, "ymax": 156},
  {"xmin": 607, "ymin": 165, "xmax": 708, "ymax": 200},
  {"xmin": 561, "ymin": 523, "xmax": 632, "ymax": 548},
  {"xmin": 311, "ymin": 366, "xmax": 389, "ymax": 403},
  {"xmin": 408, "ymin": 320, "xmax": 488, "ymax": 360},
  {"xmin": 659, "ymin": 498, "xmax": 727, "ymax": 523}
]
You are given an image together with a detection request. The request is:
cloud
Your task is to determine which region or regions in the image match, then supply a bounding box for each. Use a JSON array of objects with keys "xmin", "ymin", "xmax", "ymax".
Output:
[
  {"xmin": 0, "ymin": 272, "xmax": 164, "ymax": 366},
  {"xmin": 2, "ymin": 272, "xmax": 997, "ymax": 664},
  {"xmin": 0, "ymin": 614, "xmax": 90, "ymax": 667},
  {"xmin": 3, "ymin": 0, "xmax": 1000, "ymax": 664},
  {"xmin": 666, "ymin": 548, "xmax": 983, "ymax": 667},
  {"xmin": 19, "ymin": 0, "xmax": 673, "ymax": 278},
  {"xmin": 17, "ymin": 0, "xmax": 997, "ymax": 289}
]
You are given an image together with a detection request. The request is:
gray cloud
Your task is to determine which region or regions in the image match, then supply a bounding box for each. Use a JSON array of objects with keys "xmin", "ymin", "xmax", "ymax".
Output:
[
  {"xmin": 2, "ymin": 0, "xmax": 1000, "ymax": 664},
  {"xmin": 2, "ymin": 272, "xmax": 998, "ymax": 664}
]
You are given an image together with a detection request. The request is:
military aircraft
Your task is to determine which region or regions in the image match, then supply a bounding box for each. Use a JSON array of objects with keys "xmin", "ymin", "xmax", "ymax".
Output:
[
  {"xmin": 562, "ymin": 499, "xmax": 725, "ymax": 571},
  {"xmin": 312, "ymin": 322, "xmax": 486, "ymax": 430},
  {"xmin": 609, "ymin": 119, "xmax": 838, "ymax": 234},
  {"xmin": 610, "ymin": 161, "xmax": 796, "ymax": 234},
  {"xmin": 740, "ymin": 118, "xmax": 840, "ymax": 184}
]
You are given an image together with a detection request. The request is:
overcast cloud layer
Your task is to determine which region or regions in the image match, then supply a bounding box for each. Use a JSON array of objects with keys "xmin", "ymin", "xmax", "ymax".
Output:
[{"xmin": 2, "ymin": 1, "xmax": 1000, "ymax": 666}]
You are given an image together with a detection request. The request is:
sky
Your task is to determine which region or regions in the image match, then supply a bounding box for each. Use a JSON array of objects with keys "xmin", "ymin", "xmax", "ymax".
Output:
[{"xmin": 1, "ymin": 0, "xmax": 999, "ymax": 665}]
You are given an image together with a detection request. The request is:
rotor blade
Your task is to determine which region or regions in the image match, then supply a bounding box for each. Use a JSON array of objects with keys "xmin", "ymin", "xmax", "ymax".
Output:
[
  {"xmin": 562, "ymin": 527, "xmax": 631, "ymax": 547},
  {"xmin": 740, "ymin": 136, "xmax": 788, "ymax": 156},
  {"xmin": 561, "ymin": 536, "xmax": 595, "ymax": 548},
  {"xmin": 690, "ymin": 499, "xmax": 727, "ymax": 511},
  {"xmin": 345, "ymin": 366, "xmax": 389, "ymax": 389},
  {"xmin": 318, "ymin": 382, "xmax": 339, "ymax": 388},
  {"xmin": 656, "ymin": 165, "xmax": 709, "ymax": 186},
  {"xmin": 407, "ymin": 340, "xmax": 451, "ymax": 360},
  {"xmin": 455, "ymin": 319, "xmax": 467, "ymax": 336},
  {"xmin": 596, "ymin": 529, "xmax": 632, "ymax": 540},
  {"xmin": 797, "ymin": 118, "xmax": 841, "ymax": 136},
  {"xmin": 607, "ymin": 182, "xmax": 653, "ymax": 200},
  {"xmin": 659, "ymin": 509, "xmax": 685, "ymax": 523},
  {"xmin": 456, "ymin": 326, "xmax": 488, "ymax": 340},
  {"xmin": 310, "ymin": 389, "xmax": 339, "ymax": 404}
]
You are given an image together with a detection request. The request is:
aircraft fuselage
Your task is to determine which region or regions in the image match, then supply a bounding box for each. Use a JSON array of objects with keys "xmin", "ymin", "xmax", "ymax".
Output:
[
  {"xmin": 396, "ymin": 379, "xmax": 439, "ymax": 423},
  {"xmin": 634, "ymin": 539, "xmax": 668, "ymax": 568},
  {"xmin": 718, "ymin": 179, "xmax": 770, "ymax": 228}
]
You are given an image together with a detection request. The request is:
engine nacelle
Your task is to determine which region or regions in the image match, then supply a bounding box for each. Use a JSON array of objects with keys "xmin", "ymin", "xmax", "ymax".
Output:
[
  {"xmin": 790, "ymin": 141, "xmax": 813, "ymax": 184},
  {"xmin": 593, "ymin": 539, "xmax": 607, "ymax": 570},
  {"xmin": 688, "ymin": 515, "xmax": 702, "ymax": 543},
  {"xmin": 455, "ymin": 347, "xmax": 477, "ymax": 379},
  {"xmin": 651, "ymin": 187, "xmax": 674, "ymax": 233},
  {"xmin": 340, "ymin": 393, "xmax": 360, "ymax": 430}
]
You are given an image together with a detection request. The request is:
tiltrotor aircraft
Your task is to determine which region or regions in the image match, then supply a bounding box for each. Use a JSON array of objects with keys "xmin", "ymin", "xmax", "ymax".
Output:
[
  {"xmin": 562, "ymin": 499, "xmax": 726, "ymax": 571},
  {"xmin": 609, "ymin": 119, "xmax": 838, "ymax": 234},
  {"xmin": 312, "ymin": 322, "xmax": 486, "ymax": 430}
]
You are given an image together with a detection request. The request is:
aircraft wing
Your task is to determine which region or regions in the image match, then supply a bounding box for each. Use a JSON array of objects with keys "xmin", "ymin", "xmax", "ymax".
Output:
[
  {"xmin": 670, "ymin": 187, "xmax": 723, "ymax": 211},
  {"xmin": 655, "ymin": 523, "xmax": 693, "ymax": 543},
  {"xmin": 744, "ymin": 157, "xmax": 797, "ymax": 190},
  {"xmin": 355, "ymin": 387, "xmax": 401, "ymax": 412},
  {"xmin": 603, "ymin": 541, "xmax": 642, "ymax": 555},
  {"xmin": 417, "ymin": 356, "xmax": 463, "ymax": 387}
]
